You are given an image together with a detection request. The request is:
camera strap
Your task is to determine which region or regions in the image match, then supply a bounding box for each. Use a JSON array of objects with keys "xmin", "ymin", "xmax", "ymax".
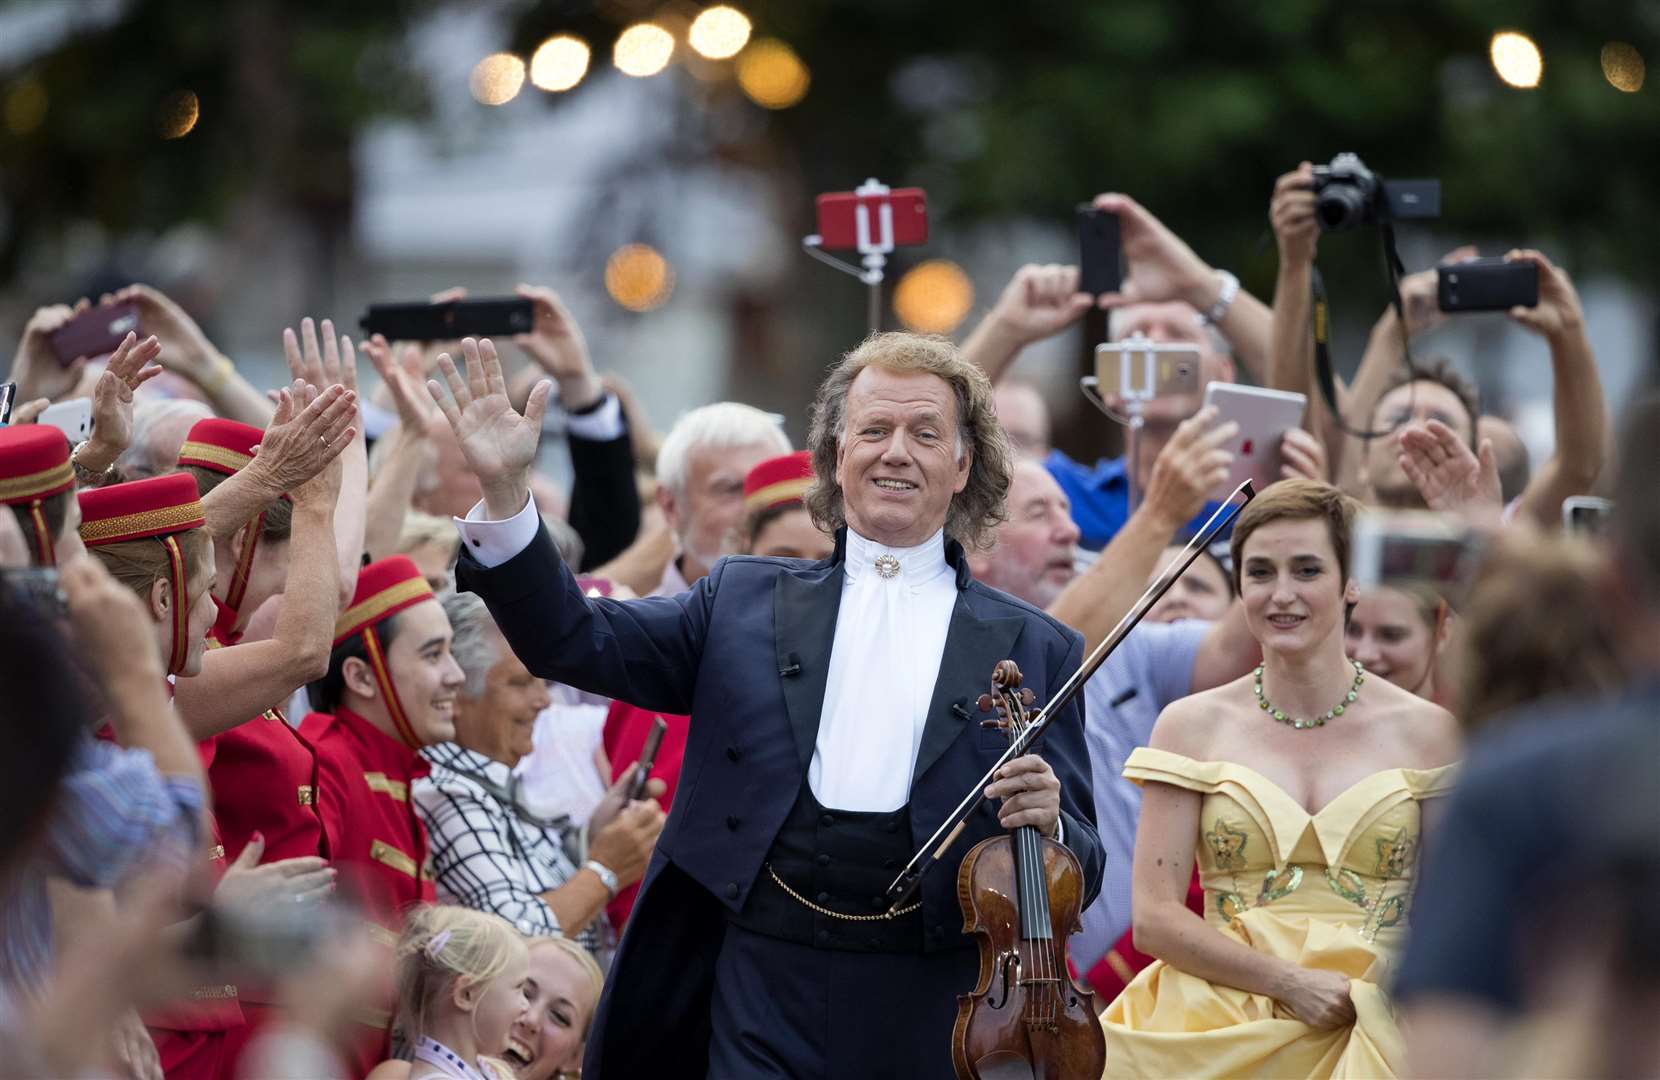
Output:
[{"xmin": 1308, "ymin": 222, "xmax": 1419, "ymax": 440}]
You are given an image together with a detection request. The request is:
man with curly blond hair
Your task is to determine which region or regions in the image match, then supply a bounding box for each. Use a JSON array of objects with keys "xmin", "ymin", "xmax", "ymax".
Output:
[{"xmin": 434, "ymin": 332, "xmax": 1101, "ymax": 1079}]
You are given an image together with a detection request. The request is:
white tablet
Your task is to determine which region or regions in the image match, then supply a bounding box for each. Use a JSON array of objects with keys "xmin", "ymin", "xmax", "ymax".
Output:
[{"xmin": 1201, "ymin": 382, "xmax": 1307, "ymax": 500}]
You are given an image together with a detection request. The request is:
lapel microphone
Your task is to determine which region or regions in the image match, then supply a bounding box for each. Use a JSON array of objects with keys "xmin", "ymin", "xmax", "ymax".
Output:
[{"xmin": 778, "ymin": 653, "xmax": 802, "ymax": 677}]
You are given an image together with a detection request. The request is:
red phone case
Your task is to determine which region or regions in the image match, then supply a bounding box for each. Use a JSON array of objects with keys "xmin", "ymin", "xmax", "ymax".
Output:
[{"xmin": 815, "ymin": 188, "xmax": 928, "ymax": 250}]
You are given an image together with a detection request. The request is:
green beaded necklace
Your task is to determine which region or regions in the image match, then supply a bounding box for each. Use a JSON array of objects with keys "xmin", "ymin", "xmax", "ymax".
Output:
[{"xmin": 1253, "ymin": 660, "xmax": 1365, "ymax": 730}]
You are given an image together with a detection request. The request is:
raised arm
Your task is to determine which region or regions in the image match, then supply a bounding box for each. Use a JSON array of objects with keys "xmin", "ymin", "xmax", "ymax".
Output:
[
  {"xmin": 1048, "ymin": 408, "xmax": 1235, "ymax": 652},
  {"xmin": 958, "ymin": 264, "xmax": 1094, "ymax": 383},
  {"xmin": 283, "ymin": 318, "xmax": 367, "ymax": 603},
  {"xmin": 361, "ymin": 335, "xmax": 435, "ymax": 561},
  {"xmin": 200, "ymin": 383, "xmax": 356, "ymax": 538},
  {"xmin": 1505, "ymin": 250, "xmax": 1608, "ymax": 527},
  {"xmin": 173, "ymin": 427, "xmax": 346, "ymax": 739},
  {"xmin": 1093, "ymin": 192, "xmax": 1272, "ymax": 383},
  {"xmin": 115, "ymin": 284, "xmax": 275, "ymax": 427}
]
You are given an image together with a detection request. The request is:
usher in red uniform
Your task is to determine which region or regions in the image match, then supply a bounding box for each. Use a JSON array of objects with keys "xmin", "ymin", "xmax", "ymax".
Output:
[
  {"xmin": 301, "ymin": 556, "xmax": 440, "ymax": 1076},
  {"xmin": 80, "ymin": 474, "xmax": 247, "ymax": 1080}
]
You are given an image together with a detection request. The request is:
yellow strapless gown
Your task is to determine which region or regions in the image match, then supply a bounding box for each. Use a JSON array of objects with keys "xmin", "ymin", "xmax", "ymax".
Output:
[{"xmin": 1100, "ymin": 747, "xmax": 1458, "ymax": 1079}]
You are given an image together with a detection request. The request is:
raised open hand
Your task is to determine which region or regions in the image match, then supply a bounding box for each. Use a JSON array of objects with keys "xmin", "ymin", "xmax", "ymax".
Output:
[
  {"xmin": 249, "ymin": 383, "xmax": 358, "ymax": 498},
  {"xmin": 79, "ymin": 332, "xmax": 164, "ymax": 472},
  {"xmin": 363, "ymin": 333, "xmax": 435, "ymax": 432},
  {"xmin": 427, "ymin": 337, "xmax": 551, "ymax": 518},
  {"xmin": 1090, "ymin": 192, "xmax": 1215, "ymax": 312},
  {"xmin": 1397, "ymin": 419, "xmax": 1502, "ymax": 520},
  {"xmin": 282, "ymin": 317, "xmax": 358, "ymax": 395}
]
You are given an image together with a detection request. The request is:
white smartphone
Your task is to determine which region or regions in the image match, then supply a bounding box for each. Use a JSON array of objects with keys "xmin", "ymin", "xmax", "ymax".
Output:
[
  {"xmin": 1562, "ymin": 495, "xmax": 1614, "ymax": 536},
  {"xmin": 38, "ymin": 398, "xmax": 92, "ymax": 444},
  {"xmin": 1202, "ymin": 382, "xmax": 1307, "ymax": 500},
  {"xmin": 1350, "ymin": 509, "xmax": 1486, "ymax": 604}
]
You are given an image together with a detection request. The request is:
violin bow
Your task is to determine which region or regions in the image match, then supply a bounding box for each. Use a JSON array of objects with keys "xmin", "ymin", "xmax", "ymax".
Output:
[{"xmin": 882, "ymin": 479, "xmax": 1256, "ymax": 914}]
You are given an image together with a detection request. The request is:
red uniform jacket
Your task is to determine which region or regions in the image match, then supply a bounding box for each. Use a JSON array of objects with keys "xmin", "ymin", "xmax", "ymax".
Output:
[{"xmin": 600, "ymin": 701, "xmax": 689, "ymax": 927}]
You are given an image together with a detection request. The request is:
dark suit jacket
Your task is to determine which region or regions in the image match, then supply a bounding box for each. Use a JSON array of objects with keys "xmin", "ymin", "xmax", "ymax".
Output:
[
  {"xmin": 457, "ymin": 525, "xmax": 1102, "ymax": 1079},
  {"xmin": 565, "ymin": 404, "xmax": 639, "ymax": 570}
]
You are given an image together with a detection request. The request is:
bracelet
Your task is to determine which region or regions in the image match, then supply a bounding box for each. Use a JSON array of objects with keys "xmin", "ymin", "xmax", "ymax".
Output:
[
  {"xmin": 1199, "ymin": 270, "xmax": 1240, "ymax": 327},
  {"xmin": 582, "ymin": 859, "xmax": 619, "ymax": 898},
  {"xmin": 197, "ymin": 354, "xmax": 235, "ymax": 397},
  {"xmin": 71, "ymin": 441, "xmax": 117, "ymax": 487}
]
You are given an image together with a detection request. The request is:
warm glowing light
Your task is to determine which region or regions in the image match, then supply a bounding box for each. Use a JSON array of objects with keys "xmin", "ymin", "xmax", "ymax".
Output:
[
  {"xmin": 613, "ymin": 23, "xmax": 675, "ymax": 78},
  {"xmin": 470, "ymin": 53, "xmax": 526, "ymax": 105},
  {"xmin": 1490, "ymin": 31, "xmax": 1543, "ymax": 89},
  {"xmin": 157, "ymin": 90, "xmax": 200, "ymax": 139},
  {"xmin": 735, "ymin": 38, "xmax": 810, "ymax": 109},
  {"xmin": 894, "ymin": 260, "xmax": 974, "ymax": 335},
  {"xmin": 1601, "ymin": 41, "xmax": 1645, "ymax": 92},
  {"xmin": 3, "ymin": 78, "xmax": 47, "ymax": 136},
  {"xmin": 689, "ymin": 6, "xmax": 752, "ymax": 60},
  {"xmin": 530, "ymin": 35, "xmax": 591, "ymax": 92},
  {"xmin": 605, "ymin": 244, "xmax": 675, "ymax": 312}
]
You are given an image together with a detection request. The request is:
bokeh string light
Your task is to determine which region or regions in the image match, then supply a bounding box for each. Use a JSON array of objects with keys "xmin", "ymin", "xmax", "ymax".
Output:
[
  {"xmin": 531, "ymin": 35, "xmax": 591, "ymax": 92},
  {"xmin": 470, "ymin": 53, "xmax": 526, "ymax": 105},
  {"xmin": 1490, "ymin": 31, "xmax": 1543, "ymax": 90},
  {"xmin": 893, "ymin": 260, "xmax": 974, "ymax": 335},
  {"xmin": 1600, "ymin": 42, "xmax": 1645, "ymax": 93},
  {"xmin": 614, "ymin": 23, "xmax": 675, "ymax": 78},
  {"xmin": 735, "ymin": 38, "xmax": 810, "ymax": 109},
  {"xmin": 157, "ymin": 90, "xmax": 200, "ymax": 138},
  {"xmin": 689, "ymin": 6, "xmax": 752, "ymax": 61},
  {"xmin": 605, "ymin": 244, "xmax": 676, "ymax": 311}
]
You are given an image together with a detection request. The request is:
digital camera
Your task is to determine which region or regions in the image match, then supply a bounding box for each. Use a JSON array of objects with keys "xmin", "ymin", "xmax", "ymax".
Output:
[{"xmin": 1311, "ymin": 153, "xmax": 1440, "ymax": 232}]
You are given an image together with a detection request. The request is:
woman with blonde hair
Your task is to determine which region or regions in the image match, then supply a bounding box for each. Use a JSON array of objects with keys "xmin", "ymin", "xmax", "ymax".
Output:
[
  {"xmin": 503, "ymin": 937, "xmax": 605, "ymax": 1080},
  {"xmin": 1100, "ymin": 479, "xmax": 1461, "ymax": 1078}
]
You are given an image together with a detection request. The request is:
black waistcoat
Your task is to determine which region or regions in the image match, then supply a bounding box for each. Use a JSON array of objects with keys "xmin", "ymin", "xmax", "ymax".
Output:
[{"xmin": 728, "ymin": 780, "xmax": 925, "ymax": 953}]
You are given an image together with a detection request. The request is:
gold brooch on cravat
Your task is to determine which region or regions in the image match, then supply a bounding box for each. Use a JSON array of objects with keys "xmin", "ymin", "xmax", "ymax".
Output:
[{"xmin": 874, "ymin": 554, "xmax": 901, "ymax": 579}]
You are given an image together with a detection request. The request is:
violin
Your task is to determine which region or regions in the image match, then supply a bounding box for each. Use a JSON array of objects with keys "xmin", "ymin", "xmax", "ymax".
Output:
[{"xmin": 952, "ymin": 660, "xmax": 1105, "ymax": 1080}]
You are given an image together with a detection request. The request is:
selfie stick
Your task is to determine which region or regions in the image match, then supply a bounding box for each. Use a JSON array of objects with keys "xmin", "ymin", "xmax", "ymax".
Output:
[
  {"xmin": 1078, "ymin": 332, "xmax": 1185, "ymax": 514},
  {"xmin": 801, "ymin": 178, "xmax": 897, "ymax": 333},
  {"xmin": 882, "ymin": 479, "xmax": 1256, "ymax": 914}
]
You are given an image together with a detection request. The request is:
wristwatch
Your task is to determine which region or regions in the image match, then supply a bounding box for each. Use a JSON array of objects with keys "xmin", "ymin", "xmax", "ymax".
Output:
[
  {"xmin": 582, "ymin": 859, "xmax": 619, "ymax": 898},
  {"xmin": 1199, "ymin": 269, "xmax": 1240, "ymax": 327}
]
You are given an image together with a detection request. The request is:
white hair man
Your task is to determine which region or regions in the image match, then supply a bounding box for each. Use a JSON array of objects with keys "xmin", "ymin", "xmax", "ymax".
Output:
[{"xmin": 652, "ymin": 401, "xmax": 791, "ymax": 592}]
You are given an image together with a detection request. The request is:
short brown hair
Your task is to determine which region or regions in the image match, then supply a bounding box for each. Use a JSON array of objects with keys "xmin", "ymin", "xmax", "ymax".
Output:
[
  {"xmin": 1228, "ymin": 479, "xmax": 1360, "ymax": 593},
  {"xmin": 1371, "ymin": 356, "xmax": 1481, "ymax": 449},
  {"xmin": 90, "ymin": 528, "xmax": 214, "ymax": 601},
  {"xmin": 180, "ymin": 466, "xmax": 293, "ymax": 542},
  {"xmin": 804, "ymin": 332, "xmax": 1012, "ymax": 550}
]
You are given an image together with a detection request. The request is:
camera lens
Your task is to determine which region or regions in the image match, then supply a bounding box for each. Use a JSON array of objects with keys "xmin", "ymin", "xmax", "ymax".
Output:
[{"xmin": 1316, "ymin": 187, "xmax": 1366, "ymax": 232}]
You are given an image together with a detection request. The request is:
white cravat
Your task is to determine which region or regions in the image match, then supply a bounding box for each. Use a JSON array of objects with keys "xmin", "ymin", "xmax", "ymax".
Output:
[{"xmin": 810, "ymin": 528, "xmax": 958, "ymax": 812}]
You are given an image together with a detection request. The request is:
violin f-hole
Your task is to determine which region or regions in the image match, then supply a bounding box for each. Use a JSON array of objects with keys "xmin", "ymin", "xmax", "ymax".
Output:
[{"xmin": 988, "ymin": 951, "xmax": 1018, "ymax": 1010}]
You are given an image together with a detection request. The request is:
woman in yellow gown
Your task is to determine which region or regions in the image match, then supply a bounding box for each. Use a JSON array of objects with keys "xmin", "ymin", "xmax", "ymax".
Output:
[{"xmin": 1101, "ymin": 480, "xmax": 1461, "ymax": 1079}]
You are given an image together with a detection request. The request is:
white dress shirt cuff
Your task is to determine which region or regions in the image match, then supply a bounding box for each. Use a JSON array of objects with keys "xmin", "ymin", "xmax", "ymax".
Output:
[
  {"xmin": 1054, "ymin": 817, "xmax": 1064, "ymax": 845},
  {"xmin": 562, "ymin": 392, "xmax": 624, "ymax": 441},
  {"xmin": 454, "ymin": 495, "xmax": 541, "ymax": 569}
]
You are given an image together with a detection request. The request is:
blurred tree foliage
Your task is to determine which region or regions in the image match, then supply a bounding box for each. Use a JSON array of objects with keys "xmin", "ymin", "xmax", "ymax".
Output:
[{"xmin": 0, "ymin": 0, "xmax": 437, "ymax": 279}]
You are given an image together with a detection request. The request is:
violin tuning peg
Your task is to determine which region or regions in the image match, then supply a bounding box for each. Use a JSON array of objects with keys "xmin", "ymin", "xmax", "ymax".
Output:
[
  {"xmin": 1019, "ymin": 689, "xmax": 1036, "ymax": 706},
  {"xmin": 976, "ymin": 693, "xmax": 994, "ymax": 713},
  {"xmin": 979, "ymin": 718, "xmax": 1003, "ymax": 731}
]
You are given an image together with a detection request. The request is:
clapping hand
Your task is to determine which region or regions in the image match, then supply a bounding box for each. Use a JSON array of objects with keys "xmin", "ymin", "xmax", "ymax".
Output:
[
  {"xmin": 1397, "ymin": 419, "xmax": 1503, "ymax": 521},
  {"xmin": 427, "ymin": 337, "xmax": 552, "ymax": 519},
  {"xmin": 363, "ymin": 333, "xmax": 436, "ymax": 433},
  {"xmin": 281, "ymin": 317, "xmax": 359, "ymax": 399},
  {"xmin": 214, "ymin": 833, "xmax": 336, "ymax": 909},
  {"xmin": 248, "ymin": 383, "xmax": 358, "ymax": 498}
]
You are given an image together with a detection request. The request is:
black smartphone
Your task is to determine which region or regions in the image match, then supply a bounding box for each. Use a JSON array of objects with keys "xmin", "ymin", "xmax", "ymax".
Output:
[
  {"xmin": 1437, "ymin": 258, "xmax": 1539, "ymax": 312},
  {"xmin": 1077, "ymin": 205, "xmax": 1122, "ymax": 297},
  {"xmin": 627, "ymin": 717, "xmax": 669, "ymax": 802},
  {"xmin": 0, "ymin": 382, "xmax": 16, "ymax": 424},
  {"xmin": 359, "ymin": 297, "xmax": 535, "ymax": 342}
]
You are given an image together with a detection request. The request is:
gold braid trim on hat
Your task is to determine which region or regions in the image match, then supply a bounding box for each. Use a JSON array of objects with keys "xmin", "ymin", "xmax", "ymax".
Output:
[
  {"xmin": 0, "ymin": 461, "xmax": 73, "ymax": 502},
  {"xmin": 79, "ymin": 500, "xmax": 206, "ymax": 544},
  {"xmin": 177, "ymin": 441, "xmax": 253, "ymax": 474},
  {"xmin": 743, "ymin": 477, "xmax": 812, "ymax": 515},
  {"xmin": 334, "ymin": 577, "xmax": 432, "ymax": 643}
]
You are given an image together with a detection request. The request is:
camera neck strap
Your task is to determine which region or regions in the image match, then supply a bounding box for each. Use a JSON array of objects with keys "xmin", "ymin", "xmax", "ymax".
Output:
[{"xmin": 1309, "ymin": 221, "xmax": 1419, "ymax": 440}]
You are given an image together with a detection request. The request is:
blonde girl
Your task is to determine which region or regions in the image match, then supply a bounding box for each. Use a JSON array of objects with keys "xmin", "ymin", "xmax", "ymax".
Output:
[{"xmin": 386, "ymin": 906, "xmax": 530, "ymax": 1080}]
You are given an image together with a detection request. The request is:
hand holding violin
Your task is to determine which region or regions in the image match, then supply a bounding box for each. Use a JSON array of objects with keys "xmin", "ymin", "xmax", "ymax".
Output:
[{"xmin": 984, "ymin": 754, "xmax": 1062, "ymax": 837}]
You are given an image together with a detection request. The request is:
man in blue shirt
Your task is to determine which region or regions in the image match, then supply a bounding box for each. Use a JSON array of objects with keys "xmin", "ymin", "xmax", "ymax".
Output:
[{"xmin": 962, "ymin": 192, "xmax": 1274, "ymax": 549}]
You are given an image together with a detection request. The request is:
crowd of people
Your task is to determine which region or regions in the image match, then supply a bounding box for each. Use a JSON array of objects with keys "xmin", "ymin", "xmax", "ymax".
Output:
[{"xmin": 0, "ymin": 163, "xmax": 1654, "ymax": 1080}]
